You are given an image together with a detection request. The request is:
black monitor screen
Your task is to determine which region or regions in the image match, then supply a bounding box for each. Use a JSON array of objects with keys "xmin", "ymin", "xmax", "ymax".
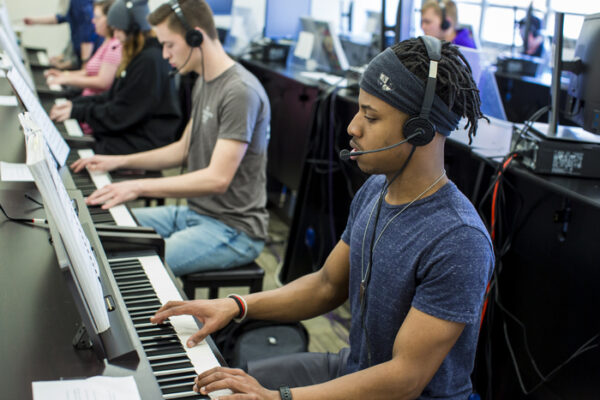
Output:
[
  {"xmin": 566, "ymin": 12, "xmax": 600, "ymax": 134},
  {"xmin": 264, "ymin": 0, "xmax": 311, "ymax": 40},
  {"xmin": 207, "ymin": 0, "xmax": 233, "ymax": 15}
]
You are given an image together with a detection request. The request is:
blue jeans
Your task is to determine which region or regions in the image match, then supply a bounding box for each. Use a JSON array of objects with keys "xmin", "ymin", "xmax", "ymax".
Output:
[{"xmin": 132, "ymin": 206, "xmax": 264, "ymax": 276}]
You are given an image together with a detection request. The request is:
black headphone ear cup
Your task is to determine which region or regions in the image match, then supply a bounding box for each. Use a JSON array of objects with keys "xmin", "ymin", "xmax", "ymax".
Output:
[
  {"xmin": 441, "ymin": 18, "xmax": 450, "ymax": 30},
  {"xmin": 186, "ymin": 30, "xmax": 204, "ymax": 47},
  {"xmin": 403, "ymin": 117, "xmax": 436, "ymax": 146}
]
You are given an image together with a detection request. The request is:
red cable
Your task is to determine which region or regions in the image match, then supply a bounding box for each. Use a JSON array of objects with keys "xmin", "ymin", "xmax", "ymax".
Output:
[{"xmin": 481, "ymin": 154, "xmax": 517, "ymax": 329}]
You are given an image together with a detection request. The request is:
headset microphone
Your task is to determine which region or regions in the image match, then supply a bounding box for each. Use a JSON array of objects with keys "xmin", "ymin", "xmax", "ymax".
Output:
[
  {"xmin": 339, "ymin": 131, "xmax": 421, "ymax": 161},
  {"xmin": 168, "ymin": 47, "xmax": 194, "ymax": 77}
]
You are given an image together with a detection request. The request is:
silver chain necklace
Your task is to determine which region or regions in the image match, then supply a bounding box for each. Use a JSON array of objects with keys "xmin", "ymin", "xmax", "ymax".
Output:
[{"xmin": 359, "ymin": 169, "xmax": 447, "ymax": 301}]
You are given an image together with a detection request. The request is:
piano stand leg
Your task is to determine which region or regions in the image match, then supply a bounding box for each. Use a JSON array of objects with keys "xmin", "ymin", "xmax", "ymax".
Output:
[{"xmin": 72, "ymin": 324, "xmax": 93, "ymax": 350}]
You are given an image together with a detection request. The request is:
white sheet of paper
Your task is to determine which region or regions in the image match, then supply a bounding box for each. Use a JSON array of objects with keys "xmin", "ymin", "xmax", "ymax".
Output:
[
  {"xmin": 0, "ymin": 95, "xmax": 17, "ymax": 106},
  {"xmin": 1, "ymin": 161, "xmax": 33, "ymax": 181},
  {"xmin": 32, "ymin": 376, "xmax": 141, "ymax": 400},
  {"xmin": 7, "ymin": 68, "xmax": 70, "ymax": 166},
  {"xmin": 294, "ymin": 31, "xmax": 315, "ymax": 60}
]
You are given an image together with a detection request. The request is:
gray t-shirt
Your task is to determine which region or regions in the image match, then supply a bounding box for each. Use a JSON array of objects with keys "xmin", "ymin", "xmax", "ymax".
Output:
[
  {"xmin": 341, "ymin": 175, "xmax": 494, "ymax": 399},
  {"xmin": 187, "ymin": 63, "xmax": 270, "ymax": 240}
]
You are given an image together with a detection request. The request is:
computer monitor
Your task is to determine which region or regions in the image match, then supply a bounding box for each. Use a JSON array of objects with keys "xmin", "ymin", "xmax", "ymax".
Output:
[
  {"xmin": 206, "ymin": 0, "xmax": 233, "ymax": 15},
  {"xmin": 264, "ymin": 0, "xmax": 311, "ymax": 40},
  {"xmin": 224, "ymin": 0, "xmax": 265, "ymax": 55},
  {"xmin": 564, "ymin": 12, "xmax": 600, "ymax": 134},
  {"xmin": 294, "ymin": 17, "xmax": 349, "ymax": 74},
  {"xmin": 459, "ymin": 46, "xmax": 507, "ymax": 121}
]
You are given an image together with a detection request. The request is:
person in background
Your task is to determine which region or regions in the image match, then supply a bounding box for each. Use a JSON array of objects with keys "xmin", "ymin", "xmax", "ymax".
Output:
[
  {"xmin": 519, "ymin": 15, "xmax": 544, "ymax": 58},
  {"xmin": 70, "ymin": 0, "xmax": 270, "ymax": 277},
  {"xmin": 421, "ymin": 0, "xmax": 476, "ymax": 49},
  {"xmin": 49, "ymin": 0, "xmax": 181, "ymax": 155},
  {"xmin": 45, "ymin": 0, "xmax": 122, "ymax": 97},
  {"xmin": 24, "ymin": 0, "xmax": 103, "ymax": 68}
]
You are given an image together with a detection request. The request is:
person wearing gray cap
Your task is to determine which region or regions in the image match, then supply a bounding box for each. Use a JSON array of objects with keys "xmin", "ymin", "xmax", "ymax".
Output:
[{"xmin": 50, "ymin": 0, "xmax": 182, "ymax": 155}]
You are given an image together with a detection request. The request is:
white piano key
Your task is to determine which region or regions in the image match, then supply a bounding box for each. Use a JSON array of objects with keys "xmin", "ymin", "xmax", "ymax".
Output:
[
  {"xmin": 137, "ymin": 255, "xmax": 232, "ymax": 399},
  {"xmin": 49, "ymin": 83, "xmax": 62, "ymax": 91},
  {"xmin": 37, "ymin": 51, "xmax": 49, "ymax": 66},
  {"xmin": 64, "ymin": 119, "xmax": 83, "ymax": 137},
  {"xmin": 76, "ymin": 149, "xmax": 137, "ymax": 227}
]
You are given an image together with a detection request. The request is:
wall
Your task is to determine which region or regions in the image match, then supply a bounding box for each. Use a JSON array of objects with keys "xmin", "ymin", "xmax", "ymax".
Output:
[{"xmin": 5, "ymin": 0, "xmax": 69, "ymax": 57}]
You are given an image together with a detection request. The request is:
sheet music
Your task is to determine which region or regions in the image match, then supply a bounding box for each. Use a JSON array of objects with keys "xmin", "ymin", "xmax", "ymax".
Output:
[
  {"xmin": 0, "ymin": 161, "xmax": 33, "ymax": 181},
  {"xmin": 32, "ymin": 376, "xmax": 141, "ymax": 400},
  {"xmin": 24, "ymin": 115, "xmax": 108, "ymax": 333},
  {"xmin": 8, "ymin": 67, "xmax": 69, "ymax": 166},
  {"xmin": 0, "ymin": 26, "xmax": 34, "ymax": 90},
  {"xmin": 0, "ymin": 5, "xmax": 19, "ymax": 54}
]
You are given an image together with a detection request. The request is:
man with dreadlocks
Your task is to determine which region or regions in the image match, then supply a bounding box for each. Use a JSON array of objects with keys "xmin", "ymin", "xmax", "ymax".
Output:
[{"xmin": 150, "ymin": 36, "xmax": 494, "ymax": 400}]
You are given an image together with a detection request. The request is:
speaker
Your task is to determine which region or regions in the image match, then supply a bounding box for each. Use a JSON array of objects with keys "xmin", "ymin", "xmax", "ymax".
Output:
[
  {"xmin": 401, "ymin": 35, "xmax": 442, "ymax": 147},
  {"xmin": 169, "ymin": 0, "xmax": 204, "ymax": 47}
]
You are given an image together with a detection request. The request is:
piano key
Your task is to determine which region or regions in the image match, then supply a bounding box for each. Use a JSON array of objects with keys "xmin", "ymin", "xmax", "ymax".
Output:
[
  {"xmin": 156, "ymin": 370, "xmax": 198, "ymax": 381},
  {"xmin": 64, "ymin": 119, "xmax": 83, "ymax": 137},
  {"xmin": 73, "ymin": 149, "xmax": 137, "ymax": 227},
  {"xmin": 150, "ymin": 359, "xmax": 193, "ymax": 370},
  {"xmin": 37, "ymin": 51, "xmax": 49, "ymax": 66},
  {"xmin": 109, "ymin": 256, "xmax": 231, "ymax": 399}
]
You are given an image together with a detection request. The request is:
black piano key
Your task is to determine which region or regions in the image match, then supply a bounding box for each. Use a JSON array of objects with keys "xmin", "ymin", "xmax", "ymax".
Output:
[
  {"xmin": 124, "ymin": 294, "xmax": 158, "ymax": 303},
  {"xmin": 152, "ymin": 361, "xmax": 196, "ymax": 373},
  {"xmin": 138, "ymin": 327, "xmax": 177, "ymax": 338},
  {"xmin": 150, "ymin": 356, "xmax": 191, "ymax": 368},
  {"xmin": 161, "ymin": 385, "xmax": 198, "ymax": 396},
  {"xmin": 122, "ymin": 289, "xmax": 157, "ymax": 299},
  {"xmin": 134, "ymin": 321, "xmax": 172, "ymax": 329},
  {"xmin": 125, "ymin": 299, "xmax": 162, "ymax": 308},
  {"xmin": 145, "ymin": 344, "xmax": 187, "ymax": 358},
  {"xmin": 141, "ymin": 336, "xmax": 182, "ymax": 345},
  {"xmin": 117, "ymin": 280, "xmax": 155, "ymax": 290},
  {"xmin": 156, "ymin": 373, "xmax": 199, "ymax": 387}
]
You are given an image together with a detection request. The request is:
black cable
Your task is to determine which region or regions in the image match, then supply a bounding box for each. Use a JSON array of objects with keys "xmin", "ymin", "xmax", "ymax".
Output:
[
  {"xmin": 0, "ymin": 203, "xmax": 47, "ymax": 226},
  {"xmin": 478, "ymin": 104, "xmax": 600, "ymax": 397}
]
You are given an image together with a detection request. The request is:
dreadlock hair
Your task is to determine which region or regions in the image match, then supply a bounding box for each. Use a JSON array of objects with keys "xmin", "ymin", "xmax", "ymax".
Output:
[{"xmin": 391, "ymin": 38, "xmax": 487, "ymax": 143}]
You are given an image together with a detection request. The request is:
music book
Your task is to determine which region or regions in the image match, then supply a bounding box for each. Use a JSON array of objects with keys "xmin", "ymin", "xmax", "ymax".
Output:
[
  {"xmin": 5, "ymin": 61, "xmax": 69, "ymax": 166},
  {"xmin": 22, "ymin": 113, "xmax": 109, "ymax": 333}
]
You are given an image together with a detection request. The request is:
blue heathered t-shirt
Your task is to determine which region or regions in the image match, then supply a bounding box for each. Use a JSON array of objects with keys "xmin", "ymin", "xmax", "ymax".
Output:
[{"xmin": 341, "ymin": 175, "xmax": 494, "ymax": 399}]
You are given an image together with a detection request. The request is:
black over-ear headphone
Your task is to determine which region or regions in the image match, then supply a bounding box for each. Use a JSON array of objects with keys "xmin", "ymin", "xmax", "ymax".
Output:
[
  {"xmin": 401, "ymin": 35, "xmax": 442, "ymax": 147},
  {"xmin": 169, "ymin": 0, "xmax": 204, "ymax": 47},
  {"xmin": 439, "ymin": 0, "xmax": 451, "ymax": 31}
]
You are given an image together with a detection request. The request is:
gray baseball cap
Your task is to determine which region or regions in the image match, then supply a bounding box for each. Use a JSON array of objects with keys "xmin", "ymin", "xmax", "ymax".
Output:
[{"xmin": 107, "ymin": 0, "xmax": 151, "ymax": 33}]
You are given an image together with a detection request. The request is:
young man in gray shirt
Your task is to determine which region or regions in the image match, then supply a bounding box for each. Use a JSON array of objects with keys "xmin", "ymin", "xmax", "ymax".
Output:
[{"xmin": 72, "ymin": 0, "xmax": 270, "ymax": 276}]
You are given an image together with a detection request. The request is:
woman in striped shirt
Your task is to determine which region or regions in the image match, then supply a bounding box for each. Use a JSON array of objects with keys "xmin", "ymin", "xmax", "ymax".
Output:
[{"xmin": 45, "ymin": 0, "xmax": 122, "ymax": 96}]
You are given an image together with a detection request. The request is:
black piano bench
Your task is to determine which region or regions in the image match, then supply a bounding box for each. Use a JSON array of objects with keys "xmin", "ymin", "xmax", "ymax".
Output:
[{"xmin": 182, "ymin": 261, "xmax": 265, "ymax": 299}]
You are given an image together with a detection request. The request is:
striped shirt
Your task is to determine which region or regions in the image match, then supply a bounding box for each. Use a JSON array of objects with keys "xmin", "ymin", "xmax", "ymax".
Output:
[{"xmin": 82, "ymin": 37, "xmax": 122, "ymax": 96}]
